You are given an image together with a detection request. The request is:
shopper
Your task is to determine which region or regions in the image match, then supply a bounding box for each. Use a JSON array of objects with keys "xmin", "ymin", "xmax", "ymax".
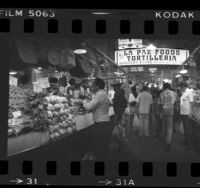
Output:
[
  {"xmin": 150, "ymin": 89, "xmax": 160, "ymax": 136},
  {"xmin": 83, "ymin": 78, "xmax": 112, "ymax": 159},
  {"xmin": 113, "ymin": 88, "xmax": 128, "ymax": 126},
  {"xmin": 180, "ymin": 82, "xmax": 194, "ymax": 150},
  {"xmin": 128, "ymin": 85, "xmax": 138, "ymax": 137},
  {"xmin": 108, "ymin": 85, "xmax": 115, "ymax": 104},
  {"xmin": 154, "ymin": 90, "xmax": 163, "ymax": 140},
  {"xmin": 173, "ymin": 88, "xmax": 182, "ymax": 133},
  {"xmin": 136, "ymin": 85, "xmax": 153, "ymax": 137},
  {"xmin": 159, "ymin": 83, "xmax": 176, "ymax": 152}
]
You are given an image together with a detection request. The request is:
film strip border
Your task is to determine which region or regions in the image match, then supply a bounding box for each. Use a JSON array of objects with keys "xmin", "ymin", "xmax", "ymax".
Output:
[
  {"xmin": 0, "ymin": 9, "xmax": 200, "ymax": 37},
  {"xmin": 0, "ymin": 160, "xmax": 200, "ymax": 186},
  {"xmin": 1, "ymin": 9, "xmax": 200, "ymax": 186}
]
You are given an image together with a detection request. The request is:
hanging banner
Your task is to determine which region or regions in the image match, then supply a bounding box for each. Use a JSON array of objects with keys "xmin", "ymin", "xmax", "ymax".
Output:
[
  {"xmin": 9, "ymin": 76, "xmax": 18, "ymax": 86},
  {"xmin": 115, "ymin": 48, "xmax": 190, "ymax": 66},
  {"xmin": 118, "ymin": 39, "xmax": 143, "ymax": 49}
]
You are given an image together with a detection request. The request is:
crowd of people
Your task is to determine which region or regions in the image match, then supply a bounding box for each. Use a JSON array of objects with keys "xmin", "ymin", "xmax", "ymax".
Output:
[
  {"xmin": 79, "ymin": 77, "xmax": 195, "ymax": 159},
  {"xmin": 110, "ymin": 80, "xmax": 194, "ymax": 152}
]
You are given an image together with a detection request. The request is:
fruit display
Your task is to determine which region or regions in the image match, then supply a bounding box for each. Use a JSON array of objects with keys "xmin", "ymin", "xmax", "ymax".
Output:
[
  {"xmin": 8, "ymin": 115, "xmax": 33, "ymax": 137},
  {"xmin": 44, "ymin": 95, "xmax": 77, "ymax": 141},
  {"xmin": 30, "ymin": 92, "xmax": 49, "ymax": 131},
  {"xmin": 70, "ymin": 99, "xmax": 87, "ymax": 116},
  {"xmin": 9, "ymin": 85, "xmax": 27, "ymax": 119}
]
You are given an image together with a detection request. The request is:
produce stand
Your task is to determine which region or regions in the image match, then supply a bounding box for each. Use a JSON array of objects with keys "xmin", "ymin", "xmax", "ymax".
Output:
[{"xmin": 8, "ymin": 115, "xmax": 115, "ymax": 160}]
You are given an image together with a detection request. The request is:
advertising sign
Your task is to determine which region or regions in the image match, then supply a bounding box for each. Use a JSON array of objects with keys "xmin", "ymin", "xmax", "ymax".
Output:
[
  {"xmin": 115, "ymin": 48, "xmax": 189, "ymax": 66},
  {"xmin": 118, "ymin": 39, "xmax": 143, "ymax": 50}
]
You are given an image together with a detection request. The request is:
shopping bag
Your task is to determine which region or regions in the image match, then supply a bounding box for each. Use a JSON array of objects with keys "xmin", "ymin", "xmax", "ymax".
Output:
[
  {"xmin": 132, "ymin": 114, "xmax": 140, "ymax": 134},
  {"xmin": 82, "ymin": 152, "xmax": 97, "ymax": 160}
]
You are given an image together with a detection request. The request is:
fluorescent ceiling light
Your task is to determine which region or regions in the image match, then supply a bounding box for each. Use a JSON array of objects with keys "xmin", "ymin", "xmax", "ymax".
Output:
[
  {"xmin": 74, "ymin": 49, "xmax": 87, "ymax": 54},
  {"xmin": 92, "ymin": 12, "xmax": 110, "ymax": 15},
  {"xmin": 179, "ymin": 69, "xmax": 188, "ymax": 74},
  {"xmin": 114, "ymin": 72, "xmax": 124, "ymax": 75},
  {"xmin": 9, "ymin": 71, "xmax": 17, "ymax": 75},
  {"xmin": 38, "ymin": 67, "xmax": 42, "ymax": 70}
]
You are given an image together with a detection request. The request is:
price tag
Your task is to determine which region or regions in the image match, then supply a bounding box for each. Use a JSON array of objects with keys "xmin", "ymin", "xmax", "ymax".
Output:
[
  {"xmin": 12, "ymin": 111, "xmax": 22, "ymax": 118},
  {"xmin": 9, "ymin": 76, "xmax": 18, "ymax": 86}
]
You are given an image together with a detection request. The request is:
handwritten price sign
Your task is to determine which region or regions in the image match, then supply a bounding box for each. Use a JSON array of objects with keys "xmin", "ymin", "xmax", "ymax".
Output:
[{"xmin": 9, "ymin": 76, "xmax": 18, "ymax": 86}]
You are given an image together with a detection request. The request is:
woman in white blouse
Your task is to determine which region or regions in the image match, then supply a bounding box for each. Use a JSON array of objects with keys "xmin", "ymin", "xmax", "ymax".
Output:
[{"xmin": 128, "ymin": 85, "xmax": 139, "ymax": 137}]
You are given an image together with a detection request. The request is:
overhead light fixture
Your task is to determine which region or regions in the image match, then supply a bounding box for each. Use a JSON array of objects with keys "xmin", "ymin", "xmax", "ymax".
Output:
[
  {"xmin": 55, "ymin": 70, "xmax": 58, "ymax": 73},
  {"xmin": 9, "ymin": 71, "xmax": 17, "ymax": 75},
  {"xmin": 38, "ymin": 67, "xmax": 42, "ymax": 70},
  {"xmin": 146, "ymin": 44, "xmax": 156, "ymax": 50},
  {"xmin": 92, "ymin": 12, "xmax": 110, "ymax": 15},
  {"xmin": 114, "ymin": 72, "xmax": 124, "ymax": 75},
  {"xmin": 73, "ymin": 49, "xmax": 87, "ymax": 54},
  {"xmin": 176, "ymin": 74, "xmax": 181, "ymax": 78},
  {"xmin": 179, "ymin": 69, "xmax": 188, "ymax": 74}
]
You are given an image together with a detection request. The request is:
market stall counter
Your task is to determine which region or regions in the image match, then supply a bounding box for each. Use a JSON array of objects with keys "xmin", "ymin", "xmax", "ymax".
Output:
[{"xmin": 8, "ymin": 115, "xmax": 115, "ymax": 160}]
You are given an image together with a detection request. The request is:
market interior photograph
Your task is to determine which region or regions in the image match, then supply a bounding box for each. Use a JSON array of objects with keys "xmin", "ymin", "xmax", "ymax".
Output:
[{"xmin": 7, "ymin": 38, "xmax": 200, "ymax": 161}]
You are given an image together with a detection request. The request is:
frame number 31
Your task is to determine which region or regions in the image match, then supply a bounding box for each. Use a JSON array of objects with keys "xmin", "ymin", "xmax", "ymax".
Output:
[{"xmin": 26, "ymin": 178, "xmax": 37, "ymax": 185}]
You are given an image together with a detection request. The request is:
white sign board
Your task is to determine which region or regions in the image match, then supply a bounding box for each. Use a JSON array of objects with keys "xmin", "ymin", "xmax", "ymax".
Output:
[
  {"xmin": 115, "ymin": 48, "xmax": 190, "ymax": 66},
  {"xmin": 36, "ymin": 77, "xmax": 50, "ymax": 88},
  {"xmin": 118, "ymin": 39, "xmax": 143, "ymax": 50},
  {"xmin": 9, "ymin": 76, "xmax": 18, "ymax": 86},
  {"xmin": 33, "ymin": 83, "xmax": 43, "ymax": 93}
]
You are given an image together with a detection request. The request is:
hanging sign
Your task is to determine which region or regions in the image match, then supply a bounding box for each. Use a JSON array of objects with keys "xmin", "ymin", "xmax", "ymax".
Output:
[
  {"xmin": 118, "ymin": 39, "xmax": 143, "ymax": 50},
  {"xmin": 130, "ymin": 67, "xmax": 144, "ymax": 72},
  {"xmin": 9, "ymin": 76, "xmax": 18, "ymax": 86},
  {"xmin": 115, "ymin": 48, "xmax": 190, "ymax": 66}
]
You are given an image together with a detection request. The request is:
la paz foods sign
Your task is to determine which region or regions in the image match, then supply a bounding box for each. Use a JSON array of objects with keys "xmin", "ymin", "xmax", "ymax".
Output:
[{"xmin": 115, "ymin": 48, "xmax": 189, "ymax": 66}]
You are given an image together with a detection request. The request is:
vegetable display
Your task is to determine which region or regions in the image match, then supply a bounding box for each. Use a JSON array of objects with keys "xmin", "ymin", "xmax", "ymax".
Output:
[
  {"xmin": 9, "ymin": 85, "xmax": 27, "ymax": 119},
  {"xmin": 44, "ymin": 95, "xmax": 77, "ymax": 141}
]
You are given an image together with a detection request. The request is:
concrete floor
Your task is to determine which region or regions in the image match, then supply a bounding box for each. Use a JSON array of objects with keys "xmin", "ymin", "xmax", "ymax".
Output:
[{"xmin": 108, "ymin": 131, "xmax": 200, "ymax": 162}]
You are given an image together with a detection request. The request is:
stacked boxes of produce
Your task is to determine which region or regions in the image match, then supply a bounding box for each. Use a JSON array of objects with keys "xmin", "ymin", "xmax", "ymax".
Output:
[{"xmin": 45, "ymin": 95, "xmax": 76, "ymax": 141}]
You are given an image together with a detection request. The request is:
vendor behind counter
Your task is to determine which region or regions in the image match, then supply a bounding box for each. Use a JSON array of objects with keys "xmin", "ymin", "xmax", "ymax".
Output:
[{"xmin": 82, "ymin": 78, "xmax": 113, "ymax": 159}]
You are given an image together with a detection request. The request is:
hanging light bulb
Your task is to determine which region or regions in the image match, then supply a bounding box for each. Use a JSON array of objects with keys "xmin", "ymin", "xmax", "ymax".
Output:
[
  {"xmin": 179, "ymin": 69, "xmax": 188, "ymax": 74},
  {"xmin": 146, "ymin": 44, "xmax": 156, "ymax": 50},
  {"xmin": 9, "ymin": 71, "xmax": 17, "ymax": 75},
  {"xmin": 176, "ymin": 74, "xmax": 181, "ymax": 78},
  {"xmin": 73, "ymin": 41, "xmax": 87, "ymax": 54}
]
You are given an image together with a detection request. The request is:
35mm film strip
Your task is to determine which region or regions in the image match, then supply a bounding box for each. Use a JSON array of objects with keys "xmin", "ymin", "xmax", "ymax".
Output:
[{"xmin": 0, "ymin": 9, "xmax": 200, "ymax": 187}]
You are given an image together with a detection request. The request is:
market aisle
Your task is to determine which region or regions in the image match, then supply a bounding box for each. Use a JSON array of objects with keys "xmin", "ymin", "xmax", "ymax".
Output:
[{"xmin": 109, "ymin": 132, "xmax": 200, "ymax": 161}]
